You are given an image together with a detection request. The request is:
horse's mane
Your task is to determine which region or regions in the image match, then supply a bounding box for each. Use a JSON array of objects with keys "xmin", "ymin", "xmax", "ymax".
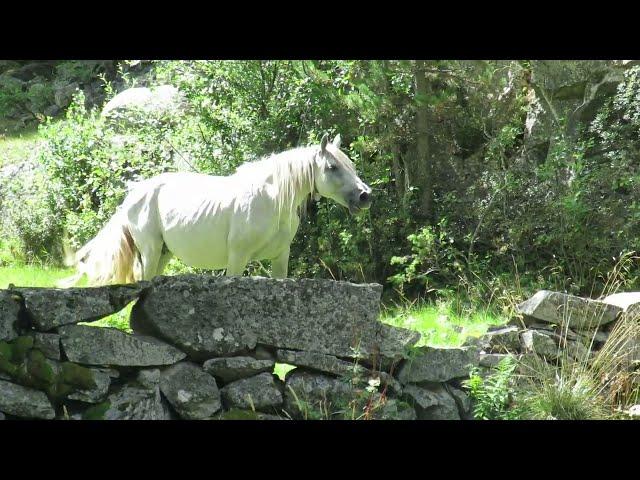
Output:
[{"xmin": 233, "ymin": 146, "xmax": 317, "ymax": 220}]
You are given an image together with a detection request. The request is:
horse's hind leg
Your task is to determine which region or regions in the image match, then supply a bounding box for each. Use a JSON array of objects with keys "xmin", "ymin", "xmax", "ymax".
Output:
[
  {"xmin": 270, "ymin": 247, "xmax": 290, "ymax": 279},
  {"xmin": 134, "ymin": 237, "xmax": 164, "ymax": 281},
  {"xmin": 155, "ymin": 245, "xmax": 173, "ymax": 276}
]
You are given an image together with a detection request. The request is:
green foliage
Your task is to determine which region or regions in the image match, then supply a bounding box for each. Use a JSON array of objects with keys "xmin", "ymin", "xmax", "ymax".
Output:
[
  {"xmin": 464, "ymin": 357, "xmax": 523, "ymax": 420},
  {"xmin": 6, "ymin": 59, "xmax": 640, "ymax": 305},
  {"xmin": 38, "ymin": 89, "xmax": 184, "ymax": 249},
  {"xmin": 388, "ymin": 219, "xmax": 465, "ymax": 295},
  {"xmin": 0, "ymin": 75, "xmax": 28, "ymax": 119},
  {"xmin": 6, "ymin": 169, "xmax": 64, "ymax": 263}
]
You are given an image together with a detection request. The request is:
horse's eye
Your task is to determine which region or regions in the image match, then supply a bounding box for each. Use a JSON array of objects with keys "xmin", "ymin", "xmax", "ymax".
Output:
[{"xmin": 328, "ymin": 164, "xmax": 338, "ymax": 171}]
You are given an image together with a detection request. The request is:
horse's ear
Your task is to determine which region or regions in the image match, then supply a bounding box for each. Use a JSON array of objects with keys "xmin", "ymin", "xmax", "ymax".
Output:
[
  {"xmin": 320, "ymin": 133, "xmax": 329, "ymax": 152},
  {"xmin": 332, "ymin": 134, "xmax": 341, "ymax": 149}
]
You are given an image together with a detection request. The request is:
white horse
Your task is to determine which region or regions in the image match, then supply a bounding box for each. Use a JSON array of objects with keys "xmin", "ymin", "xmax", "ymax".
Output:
[{"xmin": 60, "ymin": 133, "xmax": 372, "ymax": 286}]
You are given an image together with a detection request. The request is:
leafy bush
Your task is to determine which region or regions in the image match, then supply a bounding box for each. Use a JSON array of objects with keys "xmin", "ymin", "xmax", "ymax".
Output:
[
  {"xmin": 464, "ymin": 357, "xmax": 523, "ymax": 420},
  {"xmin": 38, "ymin": 89, "xmax": 192, "ymax": 250},
  {"xmin": 9, "ymin": 171, "xmax": 63, "ymax": 263},
  {"xmin": 388, "ymin": 219, "xmax": 466, "ymax": 297}
]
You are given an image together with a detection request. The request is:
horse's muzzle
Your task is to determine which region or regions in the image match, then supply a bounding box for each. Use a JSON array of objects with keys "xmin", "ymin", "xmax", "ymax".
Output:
[{"xmin": 348, "ymin": 187, "xmax": 372, "ymax": 214}]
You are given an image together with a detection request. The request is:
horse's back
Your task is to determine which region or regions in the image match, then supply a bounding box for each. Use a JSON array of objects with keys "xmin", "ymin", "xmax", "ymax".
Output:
[
  {"xmin": 152, "ymin": 171, "xmax": 241, "ymax": 269},
  {"xmin": 123, "ymin": 170, "xmax": 283, "ymax": 270}
]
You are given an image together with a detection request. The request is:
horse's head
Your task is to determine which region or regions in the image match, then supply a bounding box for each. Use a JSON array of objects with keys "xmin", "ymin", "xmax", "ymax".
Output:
[{"xmin": 313, "ymin": 133, "xmax": 372, "ymax": 215}]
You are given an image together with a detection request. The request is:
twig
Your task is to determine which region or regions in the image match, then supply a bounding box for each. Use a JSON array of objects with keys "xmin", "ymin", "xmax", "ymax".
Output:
[{"xmin": 164, "ymin": 138, "xmax": 198, "ymax": 172}]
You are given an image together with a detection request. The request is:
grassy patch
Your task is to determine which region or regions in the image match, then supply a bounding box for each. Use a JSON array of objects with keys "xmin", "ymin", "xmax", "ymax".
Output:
[
  {"xmin": 0, "ymin": 125, "xmax": 42, "ymax": 167},
  {"xmin": 0, "ymin": 265, "xmax": 75, "ymax": 289},
  {"xmin": 274, "ymin": 363, "xmax": 296, "ymax": 381},
  {"xmin": 381, "ymin": 299, "xmax": 507, "ymax": 347}
]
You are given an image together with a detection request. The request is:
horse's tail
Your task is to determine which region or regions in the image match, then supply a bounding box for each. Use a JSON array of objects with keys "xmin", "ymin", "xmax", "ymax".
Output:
[{"xmin": 57, "ymin": 212, "xmax": 141, "ymax": 287}]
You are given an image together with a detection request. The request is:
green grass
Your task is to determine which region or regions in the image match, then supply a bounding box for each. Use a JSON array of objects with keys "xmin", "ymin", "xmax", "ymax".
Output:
[
  {"xmin": 274, "ymin": 363, "xmax": 296, "ymax": 381},
  {"xmin": 0, "ymin": 265, "xmax": 75, "ymax": 289},
  {"xmin": 381, "ymin": 299, "xmax": 507, "ymax": 347},
  {"xmin": 0, "ymin": 125, "xmax": 42, "ymax": 167}
]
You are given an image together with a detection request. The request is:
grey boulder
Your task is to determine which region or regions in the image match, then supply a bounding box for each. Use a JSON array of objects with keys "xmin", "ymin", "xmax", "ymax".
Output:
[
  {"xmin": 482, "ymin": 326, "xmax": 522, "ymax": 353},
  {"xmin": 276, "ymin": 349, "xmax": 402, "ymax": 395},
  {"xmin": 85, "ymin": 378, "xmax": 172, "ymax": 420},
  {"xmin": 0, "ymin": 379, "xmax": 55, "ymax": 419},
  {"xmin": 516, "ymin": 290, "xmax": 622, "ymax": 329},
  {"xmin": 220, "ymin": 372, "xmax": 284, "ymax": 412},
  {"xmin": 479, "ymin": 353, "xmax": 514, "ymax": 369},
  {"xmin": 520, "ymin": 329, "xmax": 558, "ymax": 359},
  {"xmin": 283, "ymin": 370, "xmax": 359, "ymax": 419},
  {"xmin": 66, "ymin": 369, "xmax": 111, "ymax": 404},
  {"xmin": 101, "ymin": 85, "xmax": 188, "ymax": 124},
  {"xmin": 396, "ymin": 346, "xmax": 480, "ymax": 384},
  {"xmin": 160, "ymin": 362, "xmax": 222, "ymax": 419},
  {"xmin": 403, "ymin": 384, "xmax": 461, "ymax": 420},
  {"xmin": 276, "ymin": 349, "xmax": 366, "ymax": 378}
]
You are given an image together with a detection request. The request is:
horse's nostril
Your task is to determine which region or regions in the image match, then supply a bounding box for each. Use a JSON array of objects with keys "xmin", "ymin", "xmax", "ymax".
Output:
[{"xmin": 359, "ymin": 191, "xmax": 370, "ymax": 203}]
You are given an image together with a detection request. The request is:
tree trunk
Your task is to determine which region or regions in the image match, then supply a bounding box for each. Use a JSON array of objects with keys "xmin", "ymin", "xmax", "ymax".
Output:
[
  {"xmin": 381, "ymin": 60, "xmax": 405, "ymax": 202},
  {"xmin": 409, "ymin": 60, "xmax": 434, "ymax": 222}
]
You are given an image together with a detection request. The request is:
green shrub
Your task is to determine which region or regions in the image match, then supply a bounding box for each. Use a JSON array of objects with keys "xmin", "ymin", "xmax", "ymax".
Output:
[
  {"xmin": 464, "ymin": 357, "xmax": 523, "ymax": 420},
  {"xmin": 37, "ymin": 89, "xmax": 192, "ymax": 251}
]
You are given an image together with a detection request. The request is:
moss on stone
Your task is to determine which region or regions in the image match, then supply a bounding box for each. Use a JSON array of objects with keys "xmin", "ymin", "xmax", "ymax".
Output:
[
  {"xmin": 27, "ymin": 349, "xmax": 56, "ymax": 386},
  {"xmin": 82, "ymin": 401, "xmax": 111, "ymax": 420},
  {"xmin": 11, "ymin": 336, "xmax": 34, "ymax": 362},
  {"xmin": 0, "ymin": 356, "xmax": 17, "ymax": 376},
  {"xmin": 60, "ymin": 362, "xmax": 96, "ymax": 390},
  {"xmin": 0, "ymin": 335, "xmax": 100, "ymax": 403},
  {"xmin": 0, "ymin": 341, "xmax": 11, "ymax": 360}
]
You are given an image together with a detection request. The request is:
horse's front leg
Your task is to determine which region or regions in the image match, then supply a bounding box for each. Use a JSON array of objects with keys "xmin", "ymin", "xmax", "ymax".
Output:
[
  {"xmin": 225, "ymin": 249, "xmax": 249, "ymax": 277},
  {"xmin": 271, "ymin": 247, "xmax": 290, "ymax": 279}
]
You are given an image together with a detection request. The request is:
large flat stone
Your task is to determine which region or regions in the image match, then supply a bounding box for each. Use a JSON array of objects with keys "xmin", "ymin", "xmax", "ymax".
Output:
[
  {"xmin": 603, "ymin": 292, "xmax": 640, "ymax": 319},
  {"xmin": 0, "ymin": 379, "xmax": 55, "ymax": 419},
  {"xmin": 130, "ymin": 275, "xmax": 419, "ymax": 363},
  {"xmin": 396, "ymin": 346, "xmax": 480, "ymax": 384},
  {"xmin": 59, "ymin": 325, "xmax": 186, "ymax": 367},
  {"xmin": 16, "ymin": 284, "xmax": 144, "ymax": 331},
  {"xmin": 276, "ymin": 349, "xmax": 402, "ymax": 394},
  {"xmin": 516, "ymin": 290, "xmax": 622, "ymax": 330},
  {"xmin": 276, "ymin": 349, "xmax": 367, "ymax": 378},
  {"xmin": 203, "ymin": 356, "xmax": 275, "ymax": 383}
]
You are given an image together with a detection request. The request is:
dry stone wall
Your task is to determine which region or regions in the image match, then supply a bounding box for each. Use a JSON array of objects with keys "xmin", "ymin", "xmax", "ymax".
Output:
[
  {"xmin": 0, "ymin": 275, "xmax": 479, "ymax": 420},
  {"xmin": 475, "ymin": 289, "xmax": 640, "ymax": 379}
]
